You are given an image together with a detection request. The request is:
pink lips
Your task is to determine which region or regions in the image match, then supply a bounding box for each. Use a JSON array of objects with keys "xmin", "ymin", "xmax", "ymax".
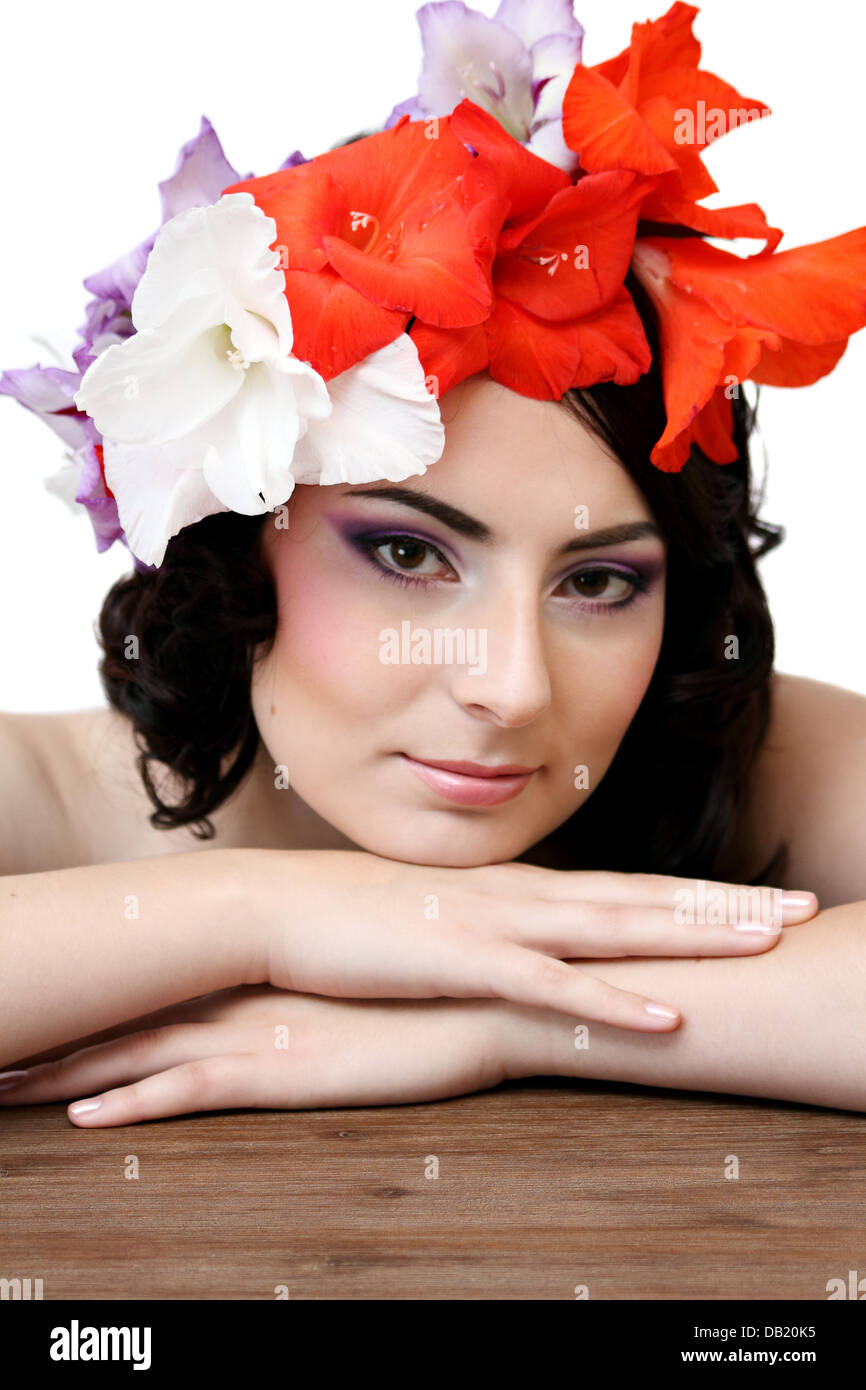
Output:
[{"xmin": 399, "ymin": 753, "xmax": 539, "ymax": 806}]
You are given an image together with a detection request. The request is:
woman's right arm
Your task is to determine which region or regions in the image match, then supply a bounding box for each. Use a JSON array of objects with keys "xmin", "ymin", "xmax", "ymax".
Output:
[{"xmin": 0, "ymin": 849, "xmax": 265, "ymax": 1069}]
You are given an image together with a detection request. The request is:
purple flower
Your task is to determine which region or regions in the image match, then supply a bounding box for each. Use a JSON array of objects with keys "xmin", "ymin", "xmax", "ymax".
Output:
[
  {"xmin": 0, "ymin": 364, "xmax": 90, "ymax": 450},
  {"xmin": 0, "ymin": 364, "xmax": 128, "ymax": 554},
  {"xmin": 386, "ymin": 0, "xmax": 584, "ymax": 172},
  {"xmin": 73, "ymin": 441, "xmax": 129, "ymax": 557}
]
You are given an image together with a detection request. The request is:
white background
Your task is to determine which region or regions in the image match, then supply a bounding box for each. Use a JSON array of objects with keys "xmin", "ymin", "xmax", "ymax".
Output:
[{"xmin": 1, "ymin": 0, "xmax": 863, "ymax": 711}]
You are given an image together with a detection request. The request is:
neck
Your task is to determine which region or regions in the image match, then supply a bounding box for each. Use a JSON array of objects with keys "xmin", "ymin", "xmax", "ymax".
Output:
[{"xmin": 218, "ymin": 735, "xmax": 359, "ymax": 854}]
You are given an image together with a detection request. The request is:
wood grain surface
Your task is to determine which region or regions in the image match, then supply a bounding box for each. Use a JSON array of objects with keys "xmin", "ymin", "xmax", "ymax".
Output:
[{"xmin": 1, "ymin": 1077, "xmax": 863, "ymax": 1300}]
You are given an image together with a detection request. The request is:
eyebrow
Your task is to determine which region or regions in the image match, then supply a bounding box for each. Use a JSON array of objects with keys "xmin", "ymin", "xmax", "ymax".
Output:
[{"xmin": 344, "ymin": 486, "xmax": 664, "ymax": 554}]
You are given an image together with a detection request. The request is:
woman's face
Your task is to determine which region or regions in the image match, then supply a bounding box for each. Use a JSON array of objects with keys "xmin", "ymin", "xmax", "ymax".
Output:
[{"xmin": 251, "ymin": 371, "xmax": 667, "ymax": 866}]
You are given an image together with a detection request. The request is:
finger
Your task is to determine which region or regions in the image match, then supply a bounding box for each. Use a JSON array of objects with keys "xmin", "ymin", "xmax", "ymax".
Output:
[
  {"xmin": 530, "ymin": 869, "xmax": 818, "ymax": 922},
  {"xmin": 5, "ymin": 986, "xmax": 281, "ymax": 1072},
  {"xmin": 65, "ymin": 1053, "xmax": 272, "ymax": 1127},
  {"xmin": 502, "ymin": 899, "xmax": 786, "ymax": 957},
  {"xmin": 0, "ymin": 1024, "xmax": 237, "ymax": 1106},
  {"xmin": 474, "ymin": 942, "xmax": 682, "ymax": 1031}
]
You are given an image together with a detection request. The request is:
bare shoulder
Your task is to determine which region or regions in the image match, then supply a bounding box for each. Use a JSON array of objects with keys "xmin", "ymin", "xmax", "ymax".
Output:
[
  {"xmin": 0, "ymin": 706, "xmax": 203, "ymax": 873},
  {"xmin": 743, "ymin": 671, "xmax": 866, "ymax": 907},
  {"xmin": 0, "ymin": 710, "xmax": 71, "ymax": 874}
]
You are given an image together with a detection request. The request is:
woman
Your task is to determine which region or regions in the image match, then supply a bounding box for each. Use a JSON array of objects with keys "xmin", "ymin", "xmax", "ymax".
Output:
[{"xmin": 1, "ymin": 1, "xmax": 865, "ymax": 1123}]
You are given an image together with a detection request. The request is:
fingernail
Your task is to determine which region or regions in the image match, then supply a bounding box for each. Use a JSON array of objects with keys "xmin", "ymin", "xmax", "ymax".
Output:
[
  {"xmin": 780, "ymin": 891, "xmax": 817, "ymax": 914},
  {"xmin": 732, "ymin": 922, "xmax": 782, "ymax": 934},
  {"xmin": 69, "ymin": 1097, "xmax": 103, "ymax": 1116},
  {"xmin": 0, "ymin": 1070, "xmax": 28, "ymax": 1091},
  {"xmin": 644, "ymin": 1003, "xmax": 679, "ymax": 1019}
]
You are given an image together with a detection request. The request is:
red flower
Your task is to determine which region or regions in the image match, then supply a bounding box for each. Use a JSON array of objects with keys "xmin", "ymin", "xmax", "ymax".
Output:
[
  {"xmin": 561, "ymin": 2, "xmax": 781, "ymax": 251},
  {"xmin": 409, "ymin": 99, "xmax": 654, "ymax": 400},
  {"xmin": 225, "ymin": 114, "xmax": 505, "ymax": 380},
  {"xmin": 631, "ymin": 228, "xmax": 866, "ymax": 470}
]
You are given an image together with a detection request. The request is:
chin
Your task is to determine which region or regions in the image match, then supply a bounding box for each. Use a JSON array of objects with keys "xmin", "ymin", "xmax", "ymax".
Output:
[{"xmin": 344, "ymin": 813, "xmax": 539, "ymax": 868}]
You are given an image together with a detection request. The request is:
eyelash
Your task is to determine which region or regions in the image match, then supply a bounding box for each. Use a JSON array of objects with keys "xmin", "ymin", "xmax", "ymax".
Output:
[{"xmin": 351, "ymin": 532, "xmax": 651, "ymax": 615}]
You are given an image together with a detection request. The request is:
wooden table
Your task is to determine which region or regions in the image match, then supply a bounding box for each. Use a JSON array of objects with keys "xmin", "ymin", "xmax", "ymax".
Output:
[{"xmin": 1, "ymin": 1076, "xmax": 862, "ymax": 1300}]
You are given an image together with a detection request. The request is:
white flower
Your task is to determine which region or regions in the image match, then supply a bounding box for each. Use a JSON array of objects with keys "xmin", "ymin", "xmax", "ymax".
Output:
[{"xmin": 75, "ymin": 192, "xmax": 444, "ymax": 567}]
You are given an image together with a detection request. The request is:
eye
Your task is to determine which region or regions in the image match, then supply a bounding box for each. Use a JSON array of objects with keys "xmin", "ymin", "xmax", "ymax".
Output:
[
  {"xmin": 559, "ymin": 567, "xmax": 638, "ymax": 605},
  {"xmin": 366, "ymin": 535, "xmax": 455, "ymax": 582}
]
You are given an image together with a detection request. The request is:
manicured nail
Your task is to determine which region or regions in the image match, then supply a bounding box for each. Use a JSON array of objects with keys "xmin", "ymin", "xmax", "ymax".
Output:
[
  {"xmin": 732, "ymin": 922, "xmax": 782, "ymax": 934},
  {"xmin": 69, "ymin": 1097, "xmax": 103, "ymax": 1116},
  {"xmin": 644, "ymin": 1003, "xmax": 679, "ymax": 1019},
  {"xmin": 0, "ymin": 1070, "xmax": 28, "ymax": 1091},
  {"xmin": 780, "ymin": 891, "xmax": 817, "ymax": 914}
]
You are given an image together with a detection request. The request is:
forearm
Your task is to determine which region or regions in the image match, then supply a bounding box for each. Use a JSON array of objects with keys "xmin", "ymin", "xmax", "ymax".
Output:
[
  {"xmin": 0, "ymin": 848, "xmax": 264, "ymax": 1069},
  {"xmin": 502, "ymin": 902, "xmax": 866, "ymax": 1113}
]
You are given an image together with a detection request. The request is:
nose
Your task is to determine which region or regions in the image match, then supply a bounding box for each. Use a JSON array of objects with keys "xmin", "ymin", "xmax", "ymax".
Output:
[{"xmin": 448, "ymin": 586, "xmax": 552, "ymax": 728}]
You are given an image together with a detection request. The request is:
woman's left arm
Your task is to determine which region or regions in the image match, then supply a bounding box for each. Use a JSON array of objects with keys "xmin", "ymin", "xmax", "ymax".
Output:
[{"xmin": 502, "ymin": 900, "xmax": 866, "ymax": 1112}]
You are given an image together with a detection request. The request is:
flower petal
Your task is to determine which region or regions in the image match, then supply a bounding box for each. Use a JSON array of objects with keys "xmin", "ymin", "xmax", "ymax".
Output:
[
  {"xmin": 683, "ymin": 326, "xmax": 782, "ymax": 465},
  {"xmin": 0, "ymin": 365, "xmax": 90, "ymax": 449},
  {"xmin": 102, "ymin": 436, "xmax": 231, "ymax": 569},
  {"xmin": 493, "ymin": 0, "xmax": 584, "ymax": 52},
  {"xmin": 562, "ymin": 65, "xmax": 678, "ymax": 175},
  {"xmin": 524, "ymin": 117, "xmax": 580, "ymax": 174},
  {"xmin": 385, "ymin": 95, "xmax": 426, "ymax": 128},
  {"xmin": 495, "ymin": 171, "xmax": 650, "ymax": 321},
  {"xmin": 640, "ymin": 67, "xmax": 770, "ymax": 153},
  {"xmin": 131, "ymin": 194, "xmax": 292, "ymax": 358},
  {"xmin": 657, "ymin": 229, "xmax": 866, "ymax": 344},
  {"xmin": 528, "ymin": 30, "xmax": 586, "ymax": 126},
  {"xmin": 158, "ymin": 116, "xmax": 246, "ymax": 221},
  {"xmin": 637, "ymin": 94, "xmax": 718, "ymax": 200},
  {"xmin": 567, "ymin": 286, "xmax": 652, "ymax": 387},
  {"xmin": 227, "ymin": 163, "xmax": 339, "ymax": 273},
  {"xmin": 75, "ymin": 304, "xmax": 244, "ymax": 444},
  {"xmin": 82, "ymin": 234, "xmax": 155, "ymax": 312},
  {"xmin": 690, "ymin": 388, "xmax": 737, "ymax": 464},
  {"xmin": 72, "ymin": 442, "xmax": 126, "ymax": 551},
  {"xmin": 198, "ymin": 363, "xmax": 309, "ymax": 513},
  {"xmin": 291, "ymin": 334, "xmax": 444, "ymax": 486},
  {"xmin": 643, "ymin": 195, "xmax": 783, "ymax": 253},
  {"xmin": 283, "ymin": 264, "xmax": 409, "ymax": 380},
  {"xmin": 631, "ymin": 238, "xmax": 737, "ymax": 470},
  {"xmin": 485, "ymin": 294, "xmax": 583, "ymax": 398},
  {"xmin": 598, "ymin": 2, "xmax": 702, "ymax": 93},
  {"xmin": 408, "ymin": 319, "xmax": 490, "ymax": 399},
  {"xmin": 450, "ymin": 98, "xmax": 570, "ymax": 222},
  {"xmin": 751, "ymin": 337, "xmax": 849, "ymax": 387},
  {"xmin": 415, "ymin": 0, "xmax": 535, "ymax": 142},
  {"xmin": 322, "ymin": 215, "xmax": 491, "ymax": 327}
]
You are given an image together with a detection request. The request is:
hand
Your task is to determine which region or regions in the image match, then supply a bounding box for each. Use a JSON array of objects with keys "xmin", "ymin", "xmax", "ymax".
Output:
[
  {"xmin": 0, "ymin": 985, "xmax": 519, "ymax": 1127},
  {"xmin": 262, "ymin": 850, "xmax": 819, "ymax": 1032}
]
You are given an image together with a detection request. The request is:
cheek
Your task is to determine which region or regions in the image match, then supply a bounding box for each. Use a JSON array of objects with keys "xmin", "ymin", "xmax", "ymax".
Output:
[
  {"xmin": 556, "ymin": 604, "xmax": 664, "ymax": 752},
  {"xmin": 262, "ymin": 543, "xmax": 427, "ymax": 718},
  {"xmin": 610, "ymin": 622, "xmax": 663, "ymax": 710}
]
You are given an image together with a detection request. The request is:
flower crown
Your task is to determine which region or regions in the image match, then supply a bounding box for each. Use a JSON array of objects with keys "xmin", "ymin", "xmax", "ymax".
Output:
[{"xmin": 3, "ymin": 0, "xmax": 865, "ymax": 570}]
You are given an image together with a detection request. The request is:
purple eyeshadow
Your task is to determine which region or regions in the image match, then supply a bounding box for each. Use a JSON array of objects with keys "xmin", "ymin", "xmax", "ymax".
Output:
[
  {"xmin": 324, "ymin": 507, "xmax": 665, "ymax": 594},
  {"xmin": 325, "ymin": 512, "xmax": 461, "ymax": 565}
]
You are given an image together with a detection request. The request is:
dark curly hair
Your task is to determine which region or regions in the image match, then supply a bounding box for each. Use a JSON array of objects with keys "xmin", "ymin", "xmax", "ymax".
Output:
[{"xmin": 96, "ymin": 264, "xmax": 787, "ymax": 886}]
